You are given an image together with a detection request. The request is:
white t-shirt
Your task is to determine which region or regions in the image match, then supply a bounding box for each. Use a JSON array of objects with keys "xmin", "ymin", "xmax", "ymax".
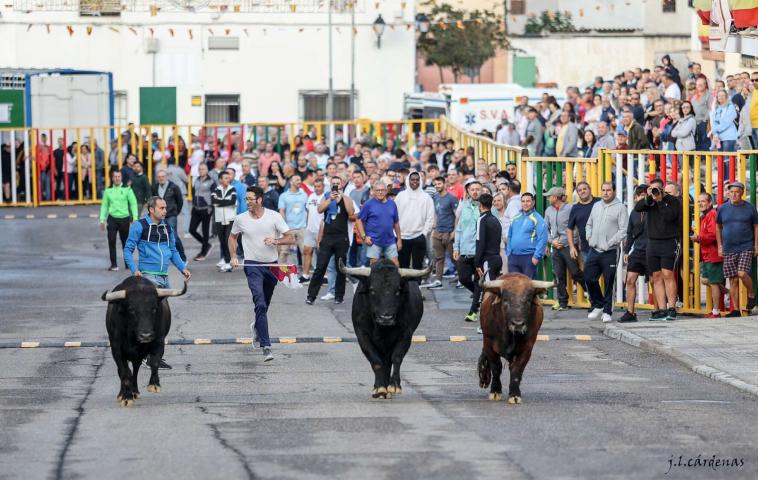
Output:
[
  {"xmin": 306, "ymin": 192, "xmax": 325, "ymax": 234},
  {"xmin": 231, "ymin": 209, "xmax": 290, "ymax": 263},
  {"xmin": 664, "ymin": 83, "xmax": 681, "ymax": 101}
]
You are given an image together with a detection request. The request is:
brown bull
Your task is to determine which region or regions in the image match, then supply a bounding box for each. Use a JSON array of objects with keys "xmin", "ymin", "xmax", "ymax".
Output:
[{"xmin": 477, "ymin": 273, "xmax": 554, "ymax": 404}]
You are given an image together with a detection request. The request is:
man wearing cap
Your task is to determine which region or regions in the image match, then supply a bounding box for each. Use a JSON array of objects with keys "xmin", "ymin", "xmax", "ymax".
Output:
[
  {"xmin": 544, "ymin": 186, "xmax": 584, "ymax": 310},
  {"xmin": 634, "ymin": 177, "xmax": 681, "ymax": 321},
  {"xmin": 395, "ymin": 171, "xmax": 435, "ymax": 270},
  {"xmin": 454, "ymin": 178, "xmax": 484, "ymax": 322},
  {"xmin": 716, "ymin": 181, "xmax": 758, "ymax": 316}
]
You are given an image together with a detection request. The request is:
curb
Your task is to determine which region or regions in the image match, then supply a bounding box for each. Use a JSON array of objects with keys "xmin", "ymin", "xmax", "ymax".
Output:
[{"xmin": 603, "ymin": 325, "xmax": 758, "ymax": 398}]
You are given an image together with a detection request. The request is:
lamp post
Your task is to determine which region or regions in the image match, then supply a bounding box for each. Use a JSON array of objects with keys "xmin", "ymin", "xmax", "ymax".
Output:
[
  {"xmin": 415, "ymin": 13, "xmax": 430, "ymax": 34},
  {"xmin": 373, "ymin": 14, "xmax": 386, "ymax": 48}
]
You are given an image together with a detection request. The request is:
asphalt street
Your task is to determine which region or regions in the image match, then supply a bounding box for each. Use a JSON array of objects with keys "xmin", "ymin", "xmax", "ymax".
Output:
[{"xmin": 1, "ymin": 206, "xmax": 758, "ymax": 479}]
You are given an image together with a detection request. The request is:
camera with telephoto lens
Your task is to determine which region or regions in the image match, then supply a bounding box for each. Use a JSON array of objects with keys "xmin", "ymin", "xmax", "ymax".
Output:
[{"xmin": 651, "ymin": 187, "xmax": 662, "ymax": 196}]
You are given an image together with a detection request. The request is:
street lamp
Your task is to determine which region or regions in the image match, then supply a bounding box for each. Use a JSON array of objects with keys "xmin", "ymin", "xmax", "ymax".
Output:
[
  {"xmin": 415, "ymin": 13, "xmax": 430, "ymax": 34},
  {"xmin": 373, "ymin": 14, "xmax": 386, "ymax": 48}
]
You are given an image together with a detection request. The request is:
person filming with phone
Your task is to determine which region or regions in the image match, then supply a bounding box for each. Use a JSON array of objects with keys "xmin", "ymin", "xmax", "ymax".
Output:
[
  {"xmin": 305, "ymin": 176, "xmax": 355, "ymax": 305},
  {"xmin": 634, "ymin": 177, "xmax": 682, "ymax": 321}
]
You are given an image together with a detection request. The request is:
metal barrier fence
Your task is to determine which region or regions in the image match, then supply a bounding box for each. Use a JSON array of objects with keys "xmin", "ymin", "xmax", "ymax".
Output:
[{"xmin": 0, "ymin": 118, "xmax": 441, "ymax": 207}]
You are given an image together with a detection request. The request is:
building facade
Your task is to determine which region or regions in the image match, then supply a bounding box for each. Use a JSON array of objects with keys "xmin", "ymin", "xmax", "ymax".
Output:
[{"xmin": 0, "ymin": 0, "xmax": 416, "ymax": 126}]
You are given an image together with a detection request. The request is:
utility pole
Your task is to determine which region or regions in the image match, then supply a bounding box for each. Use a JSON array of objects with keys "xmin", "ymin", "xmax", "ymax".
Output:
[
  {"xmin": 350, "ymin": 0, "xmax": 356, "ymax": 121},
  {"xmin": 327, "ymin": 0, "xmax": 334, "ymax": 145}
]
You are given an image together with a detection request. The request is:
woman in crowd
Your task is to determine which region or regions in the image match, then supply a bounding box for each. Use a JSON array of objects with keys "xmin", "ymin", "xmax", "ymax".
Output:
[
  {"xmin": 710, "ymin": 89, "xmax": 738, "ymax": 153},
  {"xmin": 670, "ymin": 101, "xmax": 696, "ymax": 152}
]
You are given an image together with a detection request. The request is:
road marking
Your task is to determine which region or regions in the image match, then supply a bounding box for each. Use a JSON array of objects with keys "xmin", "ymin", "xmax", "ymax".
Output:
[
  {"xmin": 25, "ymin": 214, "xmax": 34, "ymax": 219},
  {"xmin": 47, "ymin": 214, "xmax": 57, "ymax": 219},
  {"xmin": 0, "ymin": 334, "xmax": 595, "ymax": 349},
  {"xmin": 89, "ymin": 214, "xmax": 98, "ymax": 218},
  {"xmin": 3, "ymin": 215, "xmax": 15, "ymax": 219},
  {"xmin": 68, "ymin": 214, "xmax": 78, "ymax": 218}
]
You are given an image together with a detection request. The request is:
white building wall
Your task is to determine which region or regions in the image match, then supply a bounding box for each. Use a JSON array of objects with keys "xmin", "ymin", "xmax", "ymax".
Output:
[
  {"xmin": 0, "ymin": 2, "xmax": 415, "ymax": 125},
  {"xmin": 509, "ymin": 35, "xmax": 691, "ymax": 87}
]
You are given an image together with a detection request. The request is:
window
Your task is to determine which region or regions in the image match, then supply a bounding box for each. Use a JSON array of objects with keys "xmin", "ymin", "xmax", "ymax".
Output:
[
  {"xmin": 300, "ymin": 91, "xmax": 356, "ymax": 122},
  {"xmin": 80, "ymin": 0, "xmax": 121, "ymax": 16},
  {"xmin": 205, "ymin": 95, "xmax": 240, "ymax": 124},
  {"xmin": 114, "ymin": 91, "xmax": 128, "ymax": 126},
  {"xmin": 511, "ymin": 0, "xmax": 526, "ymax": 15},
  {"xmin": 662, "ymin": 0, "xmax": 676, "ymax": 13}
]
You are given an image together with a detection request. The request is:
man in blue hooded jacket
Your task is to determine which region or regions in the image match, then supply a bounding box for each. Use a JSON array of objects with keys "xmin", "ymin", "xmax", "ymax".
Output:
[
  {"xmin": 124, "ymin": 196, "xmax": 192, "ymax": 370},
  {"xmin": 506, "ymin": 192, "xmax": 548, "ymax": 279}
]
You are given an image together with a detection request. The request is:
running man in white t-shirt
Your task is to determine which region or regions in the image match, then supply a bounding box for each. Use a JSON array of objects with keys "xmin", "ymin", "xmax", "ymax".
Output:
[{"xmin": 229, "ymin": 185, "xmax": 295, "ymax": 361}]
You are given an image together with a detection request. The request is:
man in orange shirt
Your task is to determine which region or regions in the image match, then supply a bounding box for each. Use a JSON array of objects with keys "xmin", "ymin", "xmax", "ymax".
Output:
[
  {"xmin": 446, "ymin": 169, "xmax": 465, "ymax": 200},
  {"xmin": 258, "ymin": 142, "xmax": 281, "ymax": 178}
]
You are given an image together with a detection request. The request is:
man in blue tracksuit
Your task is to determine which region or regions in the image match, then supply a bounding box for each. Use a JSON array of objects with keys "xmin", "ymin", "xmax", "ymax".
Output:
[
  {"xmin": 506, "ymin": 192, "xmax": 548, "ymax": 279},
  {"xmin": 124, "ymin": 195, "xmax": 192, "ymax": 369}
]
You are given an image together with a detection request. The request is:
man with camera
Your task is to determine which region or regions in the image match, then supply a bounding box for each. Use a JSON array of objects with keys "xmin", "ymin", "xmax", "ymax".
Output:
[
  {"xmin": 716, "ymin": 181, "xmax": 758, "ymax": 316},
  {"xmin": 305, "ymin": 176, "xmax": 355, "ymax": 305},
  {"xmin": 634, "ymin": 178, "xmax": 681, "ymax": 321}
]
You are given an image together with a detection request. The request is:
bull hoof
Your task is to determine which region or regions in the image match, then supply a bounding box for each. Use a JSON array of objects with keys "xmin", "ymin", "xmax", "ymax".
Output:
[
  {"xmin": 507, "ymin": 396, "xmax": 522, "ymax": 405},
  {"xmin": 147, "ymin": 384, "xmax": 161, "ymax": 393},
  {"xmin": 133, "ymin": 392, "xmax": 140, "ymax": 399},
  {"xmin": 488, "ymin": 393, "xmax": 502, "ymax": 401},
  {"xmin": 120, "ymin": 399, "xmax": 135, "ymax": 407},
  {"xmin": 387, "ymin": 385, "xmax": 402, "ymax": 395},
  {"xmin": 116, "ymin": 394, "xmax": 123, "ymax": 401},
  {"xmin": 372, "ymin": 387, "xmax": 388, "ymax": 399}
]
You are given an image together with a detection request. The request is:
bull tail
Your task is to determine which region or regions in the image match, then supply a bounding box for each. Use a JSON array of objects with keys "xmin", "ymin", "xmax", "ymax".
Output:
[{"xmin": 478, "ymin": 352, "xmax": 491, "ymax": 389}]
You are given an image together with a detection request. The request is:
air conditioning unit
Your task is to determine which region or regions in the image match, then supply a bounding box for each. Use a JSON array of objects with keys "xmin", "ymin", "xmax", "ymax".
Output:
[{"xmin": 145, "ymin": 38, "xmax": 160, "ymax": 53}]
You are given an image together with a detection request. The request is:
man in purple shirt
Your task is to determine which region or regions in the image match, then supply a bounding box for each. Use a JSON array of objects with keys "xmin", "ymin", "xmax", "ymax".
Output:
[{"xmin": 355, "ymin": 181, "xmax": 402, "ymax": 266}]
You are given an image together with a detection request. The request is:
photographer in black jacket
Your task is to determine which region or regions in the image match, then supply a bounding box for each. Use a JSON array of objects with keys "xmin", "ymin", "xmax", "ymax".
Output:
[
  {"xmin": 619, "ymin": 184, "xmax": 650, "ymax": 323},
  {"xmin": 152, "ymin": 169, "xmax": 187, "ymax": 262},
  {"xmin": 634, "ymin": 178, "xmax": 681, "ymax": 321}
]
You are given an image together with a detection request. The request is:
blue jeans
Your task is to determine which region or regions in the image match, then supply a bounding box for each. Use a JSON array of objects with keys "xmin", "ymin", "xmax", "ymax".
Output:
[
  {"xmin": 143, "ymin": 273, "xmax": 170, "ymax": 288},
  {"xmin": 751, "ymin": 128, "xmax": 758, "ymax": 149},
  {"xmin": 507, "ymin": 254, "xmax": 537, "ymax": 279},
  {"xmin": 327, "ymin": 257, "xmax": 336, "ymax": 295},
  {"xmin": 244, "ymin": 264, "xmax": 278, "ymax": 348},
  {"xmin": 366, "ymin": 243, "xmax": 398, "ymax": 259},
  {"xmin": 40, "ymin": 171, "xmax": 51, "ymax": 201},
  {"xmin": 720, "ymin": 140, "xmax": 736, "ymax": 152}
]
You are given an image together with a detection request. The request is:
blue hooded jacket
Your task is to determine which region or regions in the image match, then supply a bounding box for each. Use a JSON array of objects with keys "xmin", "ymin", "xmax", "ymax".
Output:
[
  {"xmin": 506, "ymin": 208, "xmax": 548, "ymax": 260},
  {"xmin": 124, "ymin": 214, "xmax": 187, "ymax": 275}
]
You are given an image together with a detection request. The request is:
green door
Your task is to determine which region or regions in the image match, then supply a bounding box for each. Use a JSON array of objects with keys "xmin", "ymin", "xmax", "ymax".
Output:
[
  {"xmin": 512, "ymin": 56, "xmax": 536, "ymax": 88},
  {"xmin": 139, "ymin": 87, "xmax": 177, "ymax": 125}
]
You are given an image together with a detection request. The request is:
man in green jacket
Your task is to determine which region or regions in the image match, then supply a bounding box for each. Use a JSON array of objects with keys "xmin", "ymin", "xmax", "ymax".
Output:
[
  {"xmin": 100, "ymin": 170, "xmax": 138, "ymax": 271},
  {"xmin": 130, "ymin": 160, "xmax": 151, "ymax": 216}
]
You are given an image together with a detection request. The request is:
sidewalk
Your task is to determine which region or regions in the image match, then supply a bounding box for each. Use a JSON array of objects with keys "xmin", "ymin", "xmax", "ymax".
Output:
[{"xmin": 600, "ymin": 316, "xmax": 758, "ymax": 397}]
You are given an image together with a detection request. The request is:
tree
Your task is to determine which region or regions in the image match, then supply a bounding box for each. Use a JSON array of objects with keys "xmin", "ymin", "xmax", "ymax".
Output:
[{"xmin": 417, "ymin": 1, "xmax": 510, "ymax": 83}]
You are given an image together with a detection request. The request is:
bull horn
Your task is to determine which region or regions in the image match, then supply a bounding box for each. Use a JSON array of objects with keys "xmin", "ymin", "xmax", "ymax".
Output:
[
  {"xmin": 102, "ymin": 290, "xmax": 127, "ymax": 302},
  {"xmin": 481, "ymin": 280, "xmax": 506, "ymax": 290},
  {"xmin": 156, "ymin": 282, "xmax": 188, "ymax": 298},
  {"xmin": 338, "ymin": 259, "xmax": 370, "ymax": 278},
  {"xmin": 398, "ymin": 262, "xmax": 433, "ymax": 279},
  {"xmin": 531, "ymin": 280, "xmax": 556, "ymax": 289}
]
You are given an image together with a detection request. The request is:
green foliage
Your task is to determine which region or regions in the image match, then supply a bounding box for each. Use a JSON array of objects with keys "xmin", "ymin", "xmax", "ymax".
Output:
[
  {"xmin": 524, "ymin": 10, "xmax": 577, "ymax": 35},
  {"xmin": 417, "ymin": 0, "xmax": 510, "ymax": 82}
]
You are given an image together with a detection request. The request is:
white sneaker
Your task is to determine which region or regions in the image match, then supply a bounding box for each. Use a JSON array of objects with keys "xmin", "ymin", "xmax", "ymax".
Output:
[
  {"xmin": 423, "ymin": 280, "xmax": 443, "ymax": 290},
  {"xmin": 601, "ymin": 313, "xmax": 613, "ymax": 323},
  {"xmin": 321, "ymin": 292, "xmax": 335, "ymax": 301},
  {"xmin": 588, "ymin": 308, "xmax": 603, "ymax": 320},
  {"xmin": 219, "ymin": 263, "xmax": 232, "ymax": 272},
  {"xmin": 476, "ymin": 326, "xmax": 482, "ymax": 334},
  {"xmin": 216, "ymin": 259, "xmax": 226, "ymax": 268}
]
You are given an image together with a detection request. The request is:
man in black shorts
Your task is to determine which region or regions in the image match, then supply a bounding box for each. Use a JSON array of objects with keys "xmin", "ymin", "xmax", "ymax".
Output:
[
  {"xmin": 634, "ymin": 178, "xmax": 681, "ymax": 321},
  {"xmin": 619, "ymin": 185, "xmax": 649, "ymax": 322}
]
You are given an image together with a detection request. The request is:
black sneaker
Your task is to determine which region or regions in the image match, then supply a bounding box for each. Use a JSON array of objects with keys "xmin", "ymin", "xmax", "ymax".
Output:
[
  {"xmin": 299, "ymin": 276, "xmax": 311, "ymax": 284},
  {"xmin": 747, "ymin": 296, "xmax": 756, "ymax": 310},
  {"xmin": 551, "ymin": 304, "xmax": 568, "ymax": 311},
  {"xmin": 158, "ymin": 358, "xmax": 172, "ymax": 370},
  {"xmin": 305, "ymin": 297, "xmax": 315, "ymax": 305},
  {"xmin": 649, "ymin": 310, "xmax": 667, "ymax": 321},
  {"xmin": 726, "ymin": 310, "xmax": 742, "ymax": 318},
  {"xmin": 618, "ymin": 310, "xmax": 638, "ymax": 323},
  {"xmin": 334, "ymin": 297, "xmax": 344, "ymax": 304},
  {"xmin": 666, "ymin": 307, "xmax": 677, "ymax": 321}
]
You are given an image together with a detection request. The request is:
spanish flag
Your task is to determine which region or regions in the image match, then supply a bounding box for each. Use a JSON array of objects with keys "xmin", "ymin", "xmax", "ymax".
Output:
[
  {"xmin": 269, "ymin": 264, "xmax": 302, "ymax": 289},
  {"xmin": 695, "ymin": 0, "xmax": 758, "ymax": 29}
]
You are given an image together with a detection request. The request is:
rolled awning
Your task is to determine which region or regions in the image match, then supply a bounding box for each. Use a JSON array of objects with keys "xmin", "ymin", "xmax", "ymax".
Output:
[{"xmin": 695, "ymin": 0, "xmax": 758, "ymax": 29}]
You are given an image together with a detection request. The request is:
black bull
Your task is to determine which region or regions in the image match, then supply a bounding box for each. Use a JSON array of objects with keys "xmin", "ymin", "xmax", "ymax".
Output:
[
  {"xmin": 478, "ymin": 273, "xmax": 554, "ymax": 404},
  {"xmin": 102, "ymin": 276, "xmax": 186, "ymax": 407},
  {"xmin": 339, "ymin": 259, "xmax": 431, "ymax": 399}
]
